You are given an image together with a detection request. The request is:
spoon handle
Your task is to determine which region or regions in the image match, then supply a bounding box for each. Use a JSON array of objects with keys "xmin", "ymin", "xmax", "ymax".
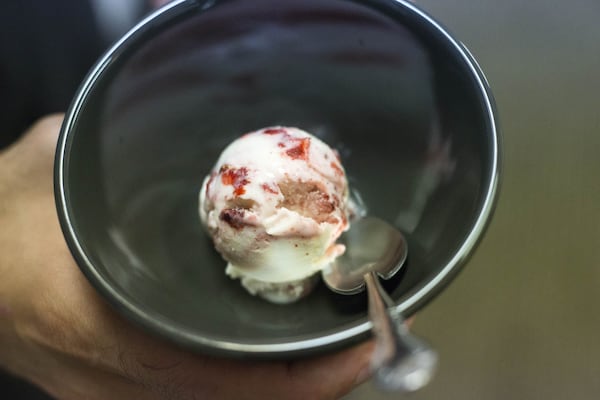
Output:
[{"xmin": 364, "ymin": 271, "xmax": 438, "ymax": 392}]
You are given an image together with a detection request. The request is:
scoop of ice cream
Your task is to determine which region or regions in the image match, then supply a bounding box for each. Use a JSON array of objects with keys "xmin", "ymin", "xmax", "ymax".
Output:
[{"xmin": 199, "ymin": 126, "xmax": 351, "ymax": 303}]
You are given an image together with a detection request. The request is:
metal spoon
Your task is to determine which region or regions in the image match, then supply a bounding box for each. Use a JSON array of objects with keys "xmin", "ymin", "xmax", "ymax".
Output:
[{"xmin": 322, "ymin": 216, "xmax": 438, "ymax": 392}]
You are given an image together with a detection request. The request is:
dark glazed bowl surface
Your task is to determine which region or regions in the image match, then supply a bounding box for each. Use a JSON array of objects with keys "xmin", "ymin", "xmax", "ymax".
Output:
[{"xmin": 56, "ymin": 0, "xmax": 500, "ymax": 358}]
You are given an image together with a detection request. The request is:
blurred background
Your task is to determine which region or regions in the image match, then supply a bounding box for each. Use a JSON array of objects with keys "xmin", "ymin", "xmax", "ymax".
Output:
[
  {"xmin": 1, "ymin": 0, "xmax": 598, "ymax": 399},
  {"xmin": 349, "ymin": 0, "xmax": 600, "ymax": 398}
]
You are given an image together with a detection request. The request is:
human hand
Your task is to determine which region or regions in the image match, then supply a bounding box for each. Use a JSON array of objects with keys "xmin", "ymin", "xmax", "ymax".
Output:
[{"xmin": 0, "ymin": 115, "xmax": 377, "ymax": 400}]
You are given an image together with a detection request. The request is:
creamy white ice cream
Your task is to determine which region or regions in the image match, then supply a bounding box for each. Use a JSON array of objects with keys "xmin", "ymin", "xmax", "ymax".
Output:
[{"xmin": 199, "ymin": 126, "xmax": 351, "ymax": 303}]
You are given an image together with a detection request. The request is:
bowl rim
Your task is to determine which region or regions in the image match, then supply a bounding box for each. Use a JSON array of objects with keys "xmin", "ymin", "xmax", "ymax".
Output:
[{"xmin": 54, "ymin": 0, "xmax": 501, "ymax": 358}]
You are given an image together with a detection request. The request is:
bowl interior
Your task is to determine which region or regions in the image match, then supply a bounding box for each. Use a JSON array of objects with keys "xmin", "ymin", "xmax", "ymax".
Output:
[{"xmin": 58, "ymin": 0, "xmax": 498, "ymax": 357}]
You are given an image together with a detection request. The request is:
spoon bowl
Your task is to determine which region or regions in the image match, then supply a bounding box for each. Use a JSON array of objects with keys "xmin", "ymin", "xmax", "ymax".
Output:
[
  {"xmin": 322, "ymin": 216, "xmax": 438, "ymax": 392},
  {"xmin": 322, "ymin": 217, "xmax": 407, "ymax": 294}
]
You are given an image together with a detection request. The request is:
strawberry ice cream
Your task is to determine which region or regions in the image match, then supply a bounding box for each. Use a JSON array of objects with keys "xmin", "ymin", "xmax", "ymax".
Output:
[{"xmin": 199, "ymin": 126, "xmax": 352, "ymax": 303}]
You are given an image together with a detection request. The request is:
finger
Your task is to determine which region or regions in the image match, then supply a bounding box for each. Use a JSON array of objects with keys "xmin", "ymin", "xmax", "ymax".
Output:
[
  {"xmin": 282, "ymin": 317, "xmax": 418, "ymax": 399},
  {"xmin": 113, "ymin": 342, "xmax": 374, "ymax": 400},
  {"xmin": 25, "ymin": 346, "xmax": 158, "ymax": 400},
  {"xmin": 285, "ymin": 340, "xmax": 375, "ymax": 399},
  {"xmin": 154, "ymin": 341, "xmax": 376, "ymax": 400}
]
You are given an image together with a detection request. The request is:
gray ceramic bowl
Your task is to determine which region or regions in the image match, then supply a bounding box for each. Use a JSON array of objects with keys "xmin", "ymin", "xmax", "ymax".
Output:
[{"xmin": 55, "ymin": 0, "xmax": 500, "ymax": 359}]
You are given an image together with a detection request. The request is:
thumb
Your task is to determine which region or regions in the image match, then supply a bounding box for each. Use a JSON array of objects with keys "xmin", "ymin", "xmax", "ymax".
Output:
[{"xmin": 287, "ymin": 339, "xmax": 375, "ymax": 399}]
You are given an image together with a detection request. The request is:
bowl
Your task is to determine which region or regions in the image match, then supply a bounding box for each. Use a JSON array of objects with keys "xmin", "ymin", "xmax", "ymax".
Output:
[{"xmin": 55, "ymin": 0, "xmax": 500, "ymax": 359}]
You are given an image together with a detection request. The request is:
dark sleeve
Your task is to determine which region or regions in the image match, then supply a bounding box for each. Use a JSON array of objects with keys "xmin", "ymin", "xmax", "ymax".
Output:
[{"xmin": 0, "ymin": 0, "xmax": 107, "ymax": 148}]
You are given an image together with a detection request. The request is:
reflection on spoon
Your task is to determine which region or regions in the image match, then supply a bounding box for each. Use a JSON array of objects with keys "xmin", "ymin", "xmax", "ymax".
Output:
[{"xmin": 322, "ymin": 216, "xmax": 438, "ymax": 392}]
